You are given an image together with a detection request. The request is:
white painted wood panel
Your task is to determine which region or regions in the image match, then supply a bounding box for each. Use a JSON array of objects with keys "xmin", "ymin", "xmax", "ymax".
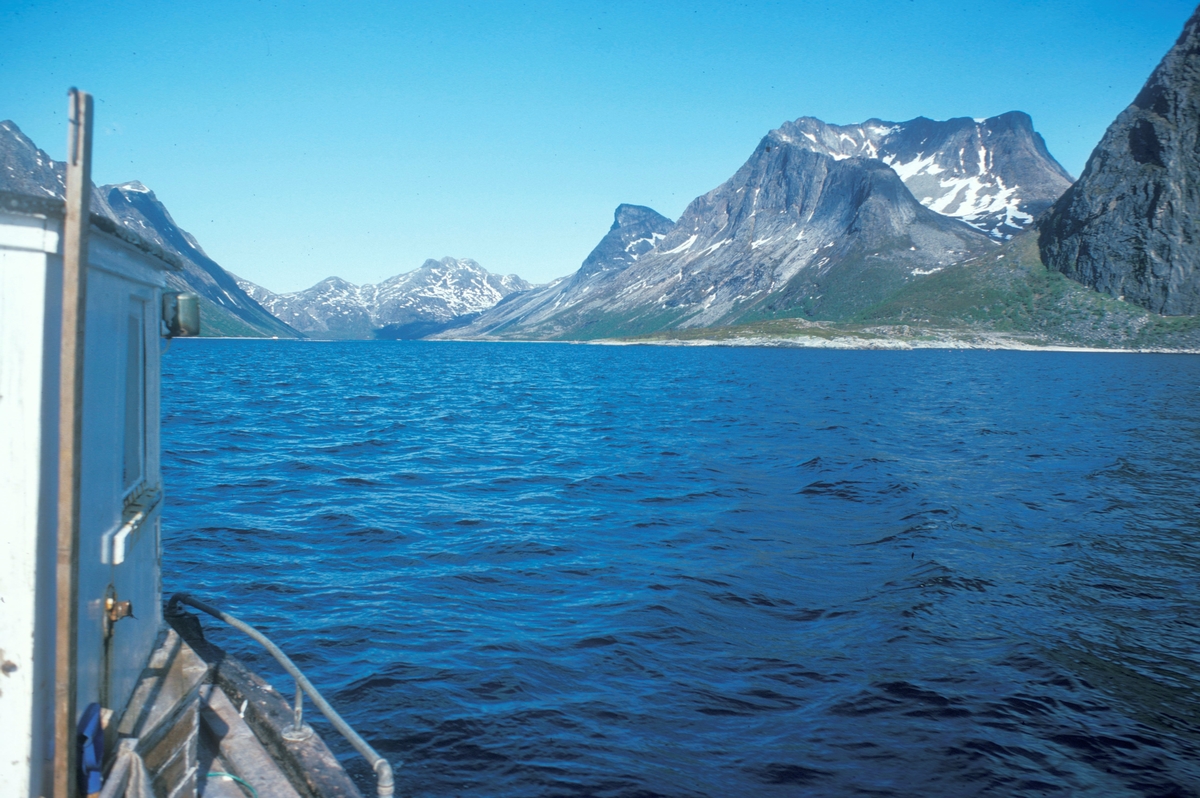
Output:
[{"xmin": 0, "ymin": 211, "xmax": 171, "ymax": 797}]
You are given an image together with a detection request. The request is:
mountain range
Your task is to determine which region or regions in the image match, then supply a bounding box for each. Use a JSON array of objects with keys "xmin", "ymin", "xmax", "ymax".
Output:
[
  {"xmin": 0, "ymin": 122, "xmax": 527, "ymax": 339},
  {"xmin": 7, "ymin": 3, "xmax": 1200, "ymax": 349},
  {"xmin": 236, "ymin": 259, "xmax": 530, "ymax": 339},
  {"xmin": 444, "ymin": 111, "xmax": 1074, "ymax": 340},
  {"xmin": 446, "ymin": 1, "xmax": 1200, "ymax": 350}
]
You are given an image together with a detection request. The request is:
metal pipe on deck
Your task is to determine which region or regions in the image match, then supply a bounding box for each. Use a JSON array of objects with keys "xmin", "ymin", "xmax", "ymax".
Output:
[{"xmin": 167, "ymin": 593, "xmax": 396, "ymax": 797}]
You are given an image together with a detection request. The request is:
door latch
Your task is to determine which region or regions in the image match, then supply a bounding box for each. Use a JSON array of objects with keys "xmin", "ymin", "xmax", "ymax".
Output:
[{"xmin": 106, "ymin": 597, "xmax": 134, "ymax": 624}]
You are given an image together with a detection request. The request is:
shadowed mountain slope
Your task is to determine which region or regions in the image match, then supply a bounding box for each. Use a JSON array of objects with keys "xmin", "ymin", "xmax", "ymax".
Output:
[
  {"xmin": 0, "ymin": 120, "xmax": 298, "ymax": 338},
  {"xmin": 1040, "ymin": 5, "xmax": 1200, "ymax": 315}
]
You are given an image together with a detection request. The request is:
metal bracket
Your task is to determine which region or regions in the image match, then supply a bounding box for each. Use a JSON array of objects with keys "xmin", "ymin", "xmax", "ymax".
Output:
[
  {"xmin": 102, "ymin": 489, "xmax": 162, "ymax": 565},
  {"xmin": 106, "ymin": 596, "xmax": 134, "ymax": 624}
]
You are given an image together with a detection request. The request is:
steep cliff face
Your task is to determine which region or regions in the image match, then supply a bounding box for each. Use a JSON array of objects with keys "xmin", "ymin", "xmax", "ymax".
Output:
[{"xmin": 1040, "ymin": 6, "xmax": 1200, "ymax": 315}]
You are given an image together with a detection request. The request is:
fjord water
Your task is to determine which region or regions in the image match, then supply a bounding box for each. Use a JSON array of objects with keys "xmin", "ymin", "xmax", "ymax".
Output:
[{"xmin": 162, "ymin": 341, "xmax": 1200, "ymax": 797}]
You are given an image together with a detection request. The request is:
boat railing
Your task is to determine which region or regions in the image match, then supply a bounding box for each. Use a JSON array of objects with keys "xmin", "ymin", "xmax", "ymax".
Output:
[{"xmin": 166, "ymin": 592, "xmax": 395, "ymax": 797}]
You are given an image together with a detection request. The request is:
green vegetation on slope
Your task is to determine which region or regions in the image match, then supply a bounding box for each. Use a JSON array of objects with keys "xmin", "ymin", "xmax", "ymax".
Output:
[
  {"xmin": 482, "ymin": 303, "xmax": 696, "ymax": 342},
  {"xmin": 856, "ymin": 233, "xmax": 1200, "ymax": 349},
  {"xmin": 198, "ymin": 295, "xmax": 301, "ymax": 338},
  {"xmin": 730, "ymin": 243, "xmax": 922, "ymax": 326},
  {"xmin": 611, "ymin": 233, "xmax": 1200, "ymax": 350}
]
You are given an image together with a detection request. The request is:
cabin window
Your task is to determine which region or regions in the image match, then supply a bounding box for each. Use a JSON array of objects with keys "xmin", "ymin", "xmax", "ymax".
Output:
[{"xmin": 122, "ymin": 300, "xmax": 146, "ymax": 493}]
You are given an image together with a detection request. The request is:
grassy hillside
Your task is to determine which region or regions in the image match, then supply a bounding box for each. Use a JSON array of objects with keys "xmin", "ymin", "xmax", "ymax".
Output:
[
  {"xmin": 607, "ymin": 233, "xmax": 1200, "ymax": 350},
  {"xmin": 197, "ymin": 295, "xmax": 301, "ymax": 338},
  {"xmin": 857, "ymin": 233, "xmax": 1200, "ymax": 349},
  {"xmin": 547, "ymin": 306, "xmax": 696, "ymax": 342}
]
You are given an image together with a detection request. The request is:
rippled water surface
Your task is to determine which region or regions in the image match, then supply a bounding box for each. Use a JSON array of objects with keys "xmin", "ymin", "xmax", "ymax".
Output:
[{"xmin": 162, "ymin": 341, "xmax": 1200, "ymax": 797}]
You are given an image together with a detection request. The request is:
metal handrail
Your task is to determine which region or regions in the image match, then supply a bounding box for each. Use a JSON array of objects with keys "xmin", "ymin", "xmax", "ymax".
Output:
[{"xmin": 166, "ymin": 593, "xmax": 395, "ymax": 797}]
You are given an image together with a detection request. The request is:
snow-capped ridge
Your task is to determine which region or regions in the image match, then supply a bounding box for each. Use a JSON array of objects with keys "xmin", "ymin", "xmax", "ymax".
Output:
[
  {"xmin": 241, "ymin": 257, "xmax": 532, "ymax": 336},
  {"xmin": 772, "ymin": 112, "xmax": 1072, "ymax": 239},
  {"xmin": 114, "ymin": 180, "xmax": 152, "ymax": 194}
]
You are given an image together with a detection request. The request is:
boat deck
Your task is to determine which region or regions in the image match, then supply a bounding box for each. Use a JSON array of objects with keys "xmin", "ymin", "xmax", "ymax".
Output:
[
  {"xmin": 101, "ymin": 623, "xmax": 364, "ymax": 798},
  {"xmin": 197, "ymin": 684, "xmax": 303, "ymax": 798}
]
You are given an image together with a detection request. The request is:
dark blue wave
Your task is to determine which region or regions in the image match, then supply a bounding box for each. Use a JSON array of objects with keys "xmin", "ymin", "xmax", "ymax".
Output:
[{"xmin": 162, "ymin": 341, "xmax": 1200, "ymax": 797}]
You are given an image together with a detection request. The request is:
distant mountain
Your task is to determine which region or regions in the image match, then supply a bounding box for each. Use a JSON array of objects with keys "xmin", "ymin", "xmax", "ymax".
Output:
[
  {"xmin": 778, "ymin": 112, "xmax": 1073, "ymax": 239},
  {"xmin": 446, "ymin": 204, "xmax": 675, "ymax": 338},
  {"xmin": 0, "ymin": 120, "xmax": 298, "ymax": 338},
  {"xmin": 1040, "ymin": 6, "xmax": 1200, "ymax": 315},
  {"xmin": 238, "ymin": 257, "xmax": 532, "ymax": 339},
  {"xmin": 448, "ymin": 120, "xmax": 1025, "ymax": 339},
  {"xmin": 444, "ymin": 110, "xmax": 1079, "ymax": 341}
]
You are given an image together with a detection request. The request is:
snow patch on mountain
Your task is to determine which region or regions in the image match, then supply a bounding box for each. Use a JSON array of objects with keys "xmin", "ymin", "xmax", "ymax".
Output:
[
  {"xmin": 774, "ymin": 112, "xmax": 1073, "ymax": 239},
  {"xmin": 240, "ymin": 258, "xmax": 532, "ymax": 336}
]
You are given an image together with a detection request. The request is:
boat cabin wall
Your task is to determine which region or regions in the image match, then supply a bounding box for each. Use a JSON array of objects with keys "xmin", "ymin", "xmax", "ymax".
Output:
[
  {"xmin": 0, "ymin": 210, "xmax": 171, "ymax": 798},
  {"xmin": 0, "ymin": 210, "xmax": 65, "ymax": 798},
  {"xmin": 78, "ymin": 229, "xmax": 168, "ymax": 726}
]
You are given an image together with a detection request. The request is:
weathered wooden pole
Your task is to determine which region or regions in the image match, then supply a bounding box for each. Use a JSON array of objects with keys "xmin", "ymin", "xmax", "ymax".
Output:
[{"xmin": 54, "ymin": 86, "xmax": 92, "ymax": 798}]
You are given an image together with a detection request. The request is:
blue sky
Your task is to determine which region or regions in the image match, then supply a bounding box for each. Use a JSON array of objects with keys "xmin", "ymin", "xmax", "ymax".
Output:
[{"xmin": 1, "ymin": 0, "xmax": 1195, "ymax": 289}]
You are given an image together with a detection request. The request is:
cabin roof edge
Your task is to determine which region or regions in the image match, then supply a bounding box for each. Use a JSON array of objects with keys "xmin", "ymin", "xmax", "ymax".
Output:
[{"xmin": 0, "ymin": 189, "xmax": 183, "ymax": 271}]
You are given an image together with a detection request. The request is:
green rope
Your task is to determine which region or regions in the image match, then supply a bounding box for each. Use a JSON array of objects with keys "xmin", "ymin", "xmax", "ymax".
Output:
[{"xmin": 205, "ymin": 772, "xmax": 259, "ymax": 798}]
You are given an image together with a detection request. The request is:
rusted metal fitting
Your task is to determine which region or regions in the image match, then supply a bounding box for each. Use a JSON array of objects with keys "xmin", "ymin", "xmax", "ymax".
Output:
[{"xmin": 105, "ymin": 597, "xmax": 134, "ymax": 624}]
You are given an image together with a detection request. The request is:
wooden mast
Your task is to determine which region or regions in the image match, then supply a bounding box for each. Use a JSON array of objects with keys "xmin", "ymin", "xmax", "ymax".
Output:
[{"xmin": 54, "ymin": 87, "xmax": 92, "ymax": 798}]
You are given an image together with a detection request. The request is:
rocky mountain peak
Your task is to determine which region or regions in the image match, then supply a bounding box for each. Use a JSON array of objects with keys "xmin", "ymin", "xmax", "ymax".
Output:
[
  {"xmin": 241, "ymin": 257, "xmax": 532, "ymax": 337},
  {"xmin": 0, "ymin": 120, "xmax": 65, "ymax": 199},
  {"xmin": 90, "ymin": 177, "xmax": 219, "ymax": 262},
  {"xmin": 110, "ymin": 180, "xmax": 153, "ymax": 195},
  {"xmin": 612, "ymin": 203, "xmax": 671, "ymax": 230},
  {"xmin": 315, "ymin": 275, "xmax": 357, "ymax": 290},
  {"xmin": 571, "ymin": 204, "xmax": 675, "ymax": 286},
  {"xmin": 622, "ymin": 135, "xmax": 988, "ymax": 324},
  {"xmin": 395, "ymin": 256, "xmax": 531, "ymax": 296},
  {"xmin": 1039, "ymin": 5, "xmax": 1200, "ymax": 315},
  {"xmin": 770, "ymin": 112, "xmax": 1072, "ymax": 240}
]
